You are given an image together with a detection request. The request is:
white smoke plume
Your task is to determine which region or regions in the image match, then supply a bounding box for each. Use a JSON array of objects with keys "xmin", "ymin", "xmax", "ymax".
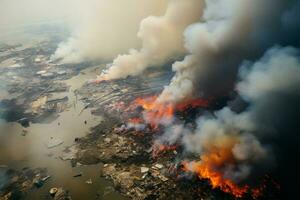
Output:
[
  {"xmin": 157, "ymin": 0, "xmax": 298, "ymax": 103},
  {"xmin": 51, "ymin": 0, "xmax": 168, "ymax": 63},
  {"xmin": 99, "ymin": 0, "xmax": 204, "ymax": 80}
]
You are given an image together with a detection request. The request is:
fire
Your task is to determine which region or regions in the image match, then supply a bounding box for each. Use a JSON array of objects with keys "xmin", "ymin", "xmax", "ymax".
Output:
[
  {"xmin": 134, "ymin": 96, "xmax": 174, "ymax": 128},
  {"xmin": 182, "ymin": 135, "xmax": 274, "ymax": 199},
  {"xmin": 176, "ymin": 98, "xmax": 209, "ymax": 111},
  {"xmin": 251, "ymin": 187, "xmax": 264, "ymax": 199},
  {"xmin": 134, "ymin": 95, "xmax": 208, "ymax": 128},
  {"xmin": 250, "ymin": 175, "xmax": 279, "ymax": 199},
  {"xmin": 152, "ymin": 141, "xmax": 177, "ymax": 158},
  {"xmin": 93, "ymin": 75, "xmax": 108, "ymax": 84},
  {"xmin": 183, "ymin": 158, "xmax": 249, "ymax": 198},
  {"xmin": 128, "ymin": 118, "xmax": 143, "ymax": 124},
  {"xmin": 126, "ymin": 117, "xmax": 146, "ymax": 131},
  {"xmin": 182, "ymin": 135, "xmax": 262, "ymax": 198}
]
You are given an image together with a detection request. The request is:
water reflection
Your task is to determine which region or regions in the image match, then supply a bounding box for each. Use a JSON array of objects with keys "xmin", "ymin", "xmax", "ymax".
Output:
[{"xmin": 0, "ymin": 68, "xmax": 127, "ymax": 200}]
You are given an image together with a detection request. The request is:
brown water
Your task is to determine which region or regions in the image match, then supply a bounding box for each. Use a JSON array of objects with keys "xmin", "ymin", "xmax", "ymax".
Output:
[{"xmin": 0, "ymin": 66, "xmax": 127, "ymax": 200}]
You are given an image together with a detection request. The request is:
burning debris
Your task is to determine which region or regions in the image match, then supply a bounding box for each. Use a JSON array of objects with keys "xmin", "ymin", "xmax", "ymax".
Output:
[
  {"xmin": 1, "ymin": 0, "xmax": 300, "ymax": 199},
  {"xmin": 75, "ymin": 0, "xmax": 299, "ymax": 199},
  {"xmin": 134, "ymin": 95, "xmax": 209, "ymax": 127},
  {"xmin": 73, "ymin": 64, "xmax": 285, "ymax": 199}
]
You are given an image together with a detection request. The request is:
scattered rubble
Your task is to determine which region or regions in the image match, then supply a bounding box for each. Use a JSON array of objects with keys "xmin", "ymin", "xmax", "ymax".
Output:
[
  {"xmin": 49, "ymin": 187, "xmax": 58, "ymax": 196},
  {"xmin": 60, "ymin": 146, "xmax": 77, "ymax": 161},
  {"xmin": 71, "ymin": 114, "xmax": 228, "ymax": 200},
  {"xmin": 1, "ymin": 39, "xmax": 275, "ymax": 200},
  {"xmin": 52, "ymin": 187, "xmax": 72, "ymax": 200},
  {"xmin": 154, "ymin": 163, "xmax": 164, "ymax": 169},
  {"xmin": 69, "ymin": 71, "xmax": 254, "ymax": 200},
  {"xmin": 0, "ymin": 167, "xmax": 48, "ymax": 200},
  {"xmin": 21, "ymin": 129, "xmax": 28, "ymax": 136},
  {"xmin": 49, "ymin": 187, "xmax": 72, "ymax": 200},
  {"xmin": 99, "ymin": 162, "xmax": 220, "ymax": 200},
  {"xmin": 140, "ymin": 167, "xmax": 149, "ymax": 174},
  {"xmin": 0, "ymin": 40, "xmax": 94, "ymax": 125},
  {"xmin": 17, "ymin": 117, "xmax": 30, "ymax": 127},
  {"xmin": 33, "ymin": 174, "xmax": 51, "ymax": 188}
]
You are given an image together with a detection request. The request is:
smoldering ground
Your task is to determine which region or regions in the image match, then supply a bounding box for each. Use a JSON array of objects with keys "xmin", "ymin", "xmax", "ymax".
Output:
[
  {"xmin": 2, "ymin": 0, "xmax": 299, "ymax": 199},
  {"xmin": 61, "ymin": 0, "xmax": 299, "ymax": 198},
  {"xmin": 154, "ymin": 46, "xmax": 300, "ymax": 198}
]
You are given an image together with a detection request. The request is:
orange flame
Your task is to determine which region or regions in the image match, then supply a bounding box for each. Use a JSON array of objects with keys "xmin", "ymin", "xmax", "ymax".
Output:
[
  {"xmin": 250, "ymin": 175, "xmax": 279, "ymax": 199},
  {"xmin": 134, "ymin": 95, "xmax": 208, "ymax": 128},
  {"xmin": 182, "ymin": 135, "xmax": 272, "ymax": 199},
  {"xmin": 251, "ymin": 187, "xmax": 264, "ymax": 199},
  {"xmin": 93, "ymin": 75, "xmax": 108, "ymax": 84},
  {"xmin": 176, "ymin": 98, "xmax": 209, "ymax": 111},
  {"xmin": 182, "ymin": 135, "xmax": 262, "ymax": 198},
  {"xmin": 128, "ymin": 118, "xmax": 143, "ymax": 124},
  {"xmin": 152, "ymin": 142, "xmax": 177, "ymax": 158},
  {"xmin": 134, "ymin": 96, "xmax": 174, "ymax": 128}
]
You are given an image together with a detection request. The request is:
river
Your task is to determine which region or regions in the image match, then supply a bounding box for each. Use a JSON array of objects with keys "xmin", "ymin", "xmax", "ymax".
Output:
[{"xmin": 0, "ymin": 66, "xmax": 127, "ymax": 199}]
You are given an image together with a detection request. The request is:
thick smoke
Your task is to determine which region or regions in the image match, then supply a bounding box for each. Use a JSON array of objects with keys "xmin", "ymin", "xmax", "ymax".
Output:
[
  {"xmin": 156, "ymin": 47, "xmax": 300, "ymax": 194},
  {"xmin": 149, "ymin": 0, "xmax": 299, "ymax": 196},
  {"xmin": 51, "ymin": 0, "xmax": 168, "ymax": 63},
  {"xmin": 157, "ymin": 0, "xmax": 298, "ymax": 103},
  {"xmin": 99, "ymin": 0, "xmax": 204, "ymax": 80}
]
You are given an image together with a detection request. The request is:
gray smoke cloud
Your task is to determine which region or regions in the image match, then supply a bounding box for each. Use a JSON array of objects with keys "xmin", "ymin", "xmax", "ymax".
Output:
[
  {"xmin": 157, "ymin": 0, "xmax": 296, "ymax": 103},
  {"xmin": 156, "ymin": 46, "xmax": 300, "ymax": 187},
  {"xmin": 99, "ymin": 0, "xmax": 204, "ymax": 80}
]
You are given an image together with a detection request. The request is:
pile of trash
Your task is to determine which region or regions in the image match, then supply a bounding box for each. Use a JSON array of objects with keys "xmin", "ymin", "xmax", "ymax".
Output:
[{"xmin": 0, "ymin": 167, "xmax": 48, "ymax": 199}]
